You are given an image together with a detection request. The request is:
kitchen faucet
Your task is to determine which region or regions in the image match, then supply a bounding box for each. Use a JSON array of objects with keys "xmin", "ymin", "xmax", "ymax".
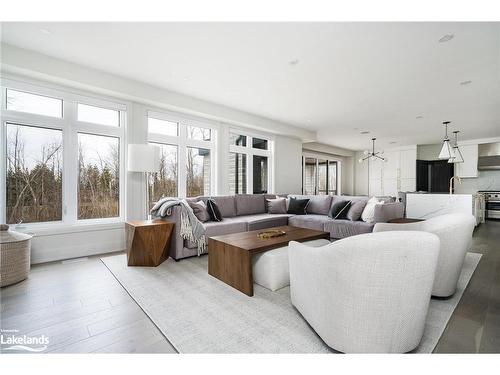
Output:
[{"xmin": 449, "ymin": 176, "xmax": 462, "ymax": 194}]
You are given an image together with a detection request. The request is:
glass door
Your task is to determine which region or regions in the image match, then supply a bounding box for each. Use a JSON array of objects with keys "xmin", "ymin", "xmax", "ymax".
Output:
[{"xmin": 302, "ymin": 156, "xmax": 338, "ymax": 195}]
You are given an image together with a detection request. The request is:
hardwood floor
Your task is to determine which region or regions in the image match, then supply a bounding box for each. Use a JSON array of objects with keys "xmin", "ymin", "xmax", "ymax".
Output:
[
  {"xmin": 1, "ymin": 220, "xmax": 499, "ymax": 353},
  {"xmin": 435, "ymin": 219, "xmax": 500, "ymax": 353},
  {"xmin": 0, "ymin": 255, "xmax": 176, "ymax": 354}
]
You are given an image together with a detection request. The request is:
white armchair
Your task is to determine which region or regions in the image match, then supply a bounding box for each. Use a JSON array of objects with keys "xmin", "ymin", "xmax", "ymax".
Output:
[
  {"xmin": 374, "ymin": 213, "xmax": 475, "ymax": 297},
  {"xmin": 289, "ymin": 231, "xmax": 440, "ymax": 353}
]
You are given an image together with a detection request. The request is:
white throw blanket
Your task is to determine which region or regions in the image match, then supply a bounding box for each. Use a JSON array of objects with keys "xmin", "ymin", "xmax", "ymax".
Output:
[{"xmin": 150, "ymin": 198, "xmax": 207, "ymax": 255}]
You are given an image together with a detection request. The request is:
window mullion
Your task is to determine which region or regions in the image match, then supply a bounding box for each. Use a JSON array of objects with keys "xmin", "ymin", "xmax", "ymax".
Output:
[
  {"xmin": 178, "ymin": 123, "xmax": 187, "ymax": 198},
  {"xmin": 63, "ymin": 101, "xmax": 78, "ymax": 225}
]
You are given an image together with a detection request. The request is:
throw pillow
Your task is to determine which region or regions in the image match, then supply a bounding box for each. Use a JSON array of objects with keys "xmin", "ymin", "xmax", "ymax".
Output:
[
  {"xmin": 267, "ymin": 198, "xmax": 287, "ymax": 214},
  {"xmin": 188, "ymin": 200, "xmax": 209, "ymax": 222},
  {"xmin": 329, "ymin": 200, "xmax": 351, "ymax": 219},
  {"xmin": 287, "ymin": 197, "xmax": 309, "ymax": 215},
  {"xmin": 346, "ymin": 200, "xmax": 367, "ymax": 221},
  {"xmin": 328, "ymin": 200, "xmax": 346, "ymax": 218},
  {"xmin": 206, "ymin": 199, "xmax": 223, "ymax": 222},
  {"xmin": 361, "ymin": 197, "xmax": 383, "ymax": 223}
]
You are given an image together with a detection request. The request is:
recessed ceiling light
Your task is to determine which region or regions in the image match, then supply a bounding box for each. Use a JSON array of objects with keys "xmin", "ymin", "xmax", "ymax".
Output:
[
  {"xmin": 360, "ymin": 131, "xmax": 370, "ymax": 135},
  {"xmin": 40, "ymin": 28, "xmax": 51, "ymax": 35},
  {"xmin": 289, "ymin": 59, "xmax": 299, "ymax": 66},
  {"xmin": 307, "ymin": 119, "xmax": 311, "ymax": 123},
  {"xmin": 460, "ymin": 80, "xmax": 472, "ymax": 85},
  {"xmin": 438, "ymin": 34, "xmax": 454, "ymax": 43},
  {"xmin": 416, "ymin": 115, "xmax": 423, "ymax": 119}
]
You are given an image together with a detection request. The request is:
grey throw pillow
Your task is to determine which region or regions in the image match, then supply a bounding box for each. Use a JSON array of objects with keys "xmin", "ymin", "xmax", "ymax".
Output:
[
  {"xmin": 346, "ymin": 200, "xmax": 367, "ymax": 221},
  {"xmin": 267, "ymin": 198, "xmax": 287, "ymax": 214},
  {"xmin": 188, "ymin": 200, "xmax": 209, "ymax": 222}
]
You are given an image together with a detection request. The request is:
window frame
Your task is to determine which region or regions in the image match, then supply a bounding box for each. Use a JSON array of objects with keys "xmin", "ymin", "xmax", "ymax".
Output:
[
  {"xmin": 301, "ymin": 152, "xmax": 342, "ymax": 196},
  {"xmin": 228, "ymin": 128, "xmax": 274, "ymax": 194},
  {"xmin": 147, "ymin": 109, "xmax": 217, "ymax": 199},
  {"xmin": 1, "ymin": 76, "xmax": 127, "ymax": 229}
]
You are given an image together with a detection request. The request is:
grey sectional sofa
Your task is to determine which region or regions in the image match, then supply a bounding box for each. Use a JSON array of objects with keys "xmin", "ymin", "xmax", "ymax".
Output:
[{"xmin": 163, "ymin": 194, "xmax": 404, "ymax": 260}]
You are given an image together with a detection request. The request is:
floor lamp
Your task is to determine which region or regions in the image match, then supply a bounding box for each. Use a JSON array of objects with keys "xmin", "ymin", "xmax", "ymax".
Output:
[{"xmin": 128, "ymin": 144, "xmax": 160, "ymax": 220}]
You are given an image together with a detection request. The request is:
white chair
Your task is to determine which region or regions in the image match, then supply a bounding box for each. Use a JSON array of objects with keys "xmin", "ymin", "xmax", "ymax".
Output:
[
  {"xmin": 374, "ymin": 213, "xmax": 475, "ymax": 297},
  {"xmin": 289, "ymin": 231, "xmax": 440, "ymax": 353}
]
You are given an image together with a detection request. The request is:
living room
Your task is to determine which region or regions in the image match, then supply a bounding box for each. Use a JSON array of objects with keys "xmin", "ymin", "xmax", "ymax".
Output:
[{"xmin": 1, "ymin": 1, "xmax": 500, "ymax": 373}]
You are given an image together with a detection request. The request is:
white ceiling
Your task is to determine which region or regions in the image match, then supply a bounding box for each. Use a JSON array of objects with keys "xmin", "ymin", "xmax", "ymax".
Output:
[{"xmin": 1, "ymin": 22, "xmax": 499, "ymax": 150}]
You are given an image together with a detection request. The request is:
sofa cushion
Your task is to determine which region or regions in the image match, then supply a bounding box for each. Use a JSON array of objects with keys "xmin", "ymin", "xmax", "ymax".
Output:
[
  {"xmin": 288, "ymin": 214, "xmax": 332, "ymax": 232},
  {"xmin": 324, "ymin": 219, "xmax": 375, "ymax": 239},
  {"xmin": 207, "ymin": 199, "xmax": 223, "ymax": 222},
  {"xmin": 289, "ymin": 195, "xmax": 332, "ymax": 215},
  {"xmin": 242, "ymin": 213, "xmax": 292, "ymax": 231},
  {"xmin": 346, "ymin": 199, "xmax": 367, "ymax": 221},
  {"xmin": 328, "ymin": 200, "xmax": 351, "ymax": 219},
  {"xmin": 287, "ymin": 197, "xmax": 310, "ymax": 215},
  {"xmin": 188, "ymin": 200, "xmax": 209, "ymax": 222},
  {"xmin": 267, "ymin": 198, "xmax": 287, "ymax": 214},
  {"xmin": 235, "ymin": 194, "xmax": 266, "ymax": 216},
  {"xmin": 361, "ymin": 197, "xmax": 383, "ymax": 223},
  {"xmin": 186, "ymin": 219, "xmax": 247, "ymax": 248},
  {"xmin": 199, "ymin": 196, "xmax": 236, "ymax": 217}
]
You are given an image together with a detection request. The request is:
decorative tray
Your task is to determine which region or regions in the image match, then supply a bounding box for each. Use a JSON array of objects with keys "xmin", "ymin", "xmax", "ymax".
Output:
[{"xmin": 257, "ymin": 229, "xmax": 287, "ymax": 239}]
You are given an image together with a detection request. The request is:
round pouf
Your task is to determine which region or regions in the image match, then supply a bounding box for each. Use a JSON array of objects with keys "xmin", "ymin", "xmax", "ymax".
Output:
[{"xmin": 0, "ymin": 224, "xmax": 32, "ymax": 287}]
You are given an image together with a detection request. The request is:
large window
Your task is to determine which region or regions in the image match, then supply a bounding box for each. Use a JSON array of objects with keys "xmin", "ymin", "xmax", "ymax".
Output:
[
  {"xmin": 2, "ymin": 79, "xmax": 126, "ymax": 226},
  {"xmin": 147, "ymin": 110, "xmax": 216, "ymax": 204},
  {"xmin": 6, "ymin": 123, "xmax": 63, "ymax": 224},
  {"xmin": 228, "ymin": 130, "xmax": 273, "ymax": 194},
  {"xmin": 78, "ymin": 133, "xmax": 120, "ymax": 219},
  {"xmin": 302, "ymin": 155, "xmax": 338, "ymax": 195},
  {"xmin": 148, "ymin": 143, "xmax": 178, "ymax": 207}
]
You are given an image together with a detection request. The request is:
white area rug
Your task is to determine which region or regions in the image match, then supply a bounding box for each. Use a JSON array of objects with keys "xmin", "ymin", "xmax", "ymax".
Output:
[{"xmin": 101, "ymin": 252, "xmax": 481, "ymax": 353}]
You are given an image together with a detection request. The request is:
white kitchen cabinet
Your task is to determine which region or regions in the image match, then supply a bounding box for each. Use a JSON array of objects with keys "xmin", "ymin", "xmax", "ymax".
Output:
[
  {"xmin": 367, "ymin": 146, "xmax": 416, "ymax": 196},
  {"xmin": 455, "ymin": 144, "xmax": 478, "ymax": 178}
]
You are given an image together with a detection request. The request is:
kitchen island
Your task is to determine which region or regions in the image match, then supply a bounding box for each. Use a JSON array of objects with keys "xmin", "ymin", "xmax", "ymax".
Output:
[{"xmin": 406, "ymin": 193, "xmax": 484, "ymax": 225}]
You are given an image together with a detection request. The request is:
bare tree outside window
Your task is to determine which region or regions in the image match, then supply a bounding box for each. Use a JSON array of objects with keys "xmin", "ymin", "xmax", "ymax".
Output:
[
  {"xmin": 186, "ymin": 147, "xmax": 210, "ymax": 197},
  {"xmin": 77, "ymin": 133, "xmax": 120, "ymax": 219},
  {"xmin": 6, "ymin": 123, "xmax": 63, "ymax": 224},
  {"xmin": 148, "ymin": 143, "xmax": 178, "ymax": 208}
]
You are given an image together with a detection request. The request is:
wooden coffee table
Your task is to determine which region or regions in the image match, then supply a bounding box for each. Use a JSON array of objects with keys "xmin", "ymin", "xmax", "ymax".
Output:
[{"xmin": 208, "ymin": 225, "xmax": 329, "ymax": 296}]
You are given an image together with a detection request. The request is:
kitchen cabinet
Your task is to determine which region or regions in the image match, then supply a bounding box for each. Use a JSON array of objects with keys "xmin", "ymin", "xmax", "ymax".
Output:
[
  {"xmin": 368, "ymin": 146, "xmax": 416, "ymax": 196},
  {"xmin": 455, "ymin": 144, "xmax": 478, "ymax": 178}
]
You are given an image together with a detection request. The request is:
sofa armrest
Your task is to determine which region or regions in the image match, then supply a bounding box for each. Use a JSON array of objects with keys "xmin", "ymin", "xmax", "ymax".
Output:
[
  {"xmin": 373, "ymin": 202, "xmax": 404, "ymax": 223},
  {"xmin": 154, "ymin": 205, "xmax": 184, "ymax": 260}
]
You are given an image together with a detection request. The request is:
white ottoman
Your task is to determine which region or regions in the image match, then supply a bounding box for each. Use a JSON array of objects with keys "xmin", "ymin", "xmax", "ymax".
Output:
[{"xmin": 252, "ymin": 239, "xmax": 330, "ymax": 291}]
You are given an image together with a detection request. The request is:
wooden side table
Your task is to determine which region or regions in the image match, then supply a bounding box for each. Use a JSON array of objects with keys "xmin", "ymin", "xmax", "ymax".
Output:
[{"xmin": 125, "ymin": 220, "xmax": 174, "ymax": 267}]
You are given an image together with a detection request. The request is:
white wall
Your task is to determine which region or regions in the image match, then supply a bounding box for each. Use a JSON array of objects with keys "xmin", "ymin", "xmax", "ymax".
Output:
[
  {"xmin": 354, "ymin": 151, "xmax": 369, "ymax": 195},
  {"xmin": 275, "ymin": 136, "xmax": 303, "ymax": 194},
  {"xmin": 1, "ymin": 45, "xmax": 311, "ymax": 264}
]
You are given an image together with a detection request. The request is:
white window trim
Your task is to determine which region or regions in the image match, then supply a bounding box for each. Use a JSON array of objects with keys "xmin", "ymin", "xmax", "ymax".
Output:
[
  {"xmin": 147, "ymin": 108, "xmax": 218, "ymax": 198},
  {"xmin": 228, "ymin": 127, "xmax": 274, "ymax": 194},
  {"xmin": 1, "ymin": 75, "xmax": 128, "ymax": 230}
]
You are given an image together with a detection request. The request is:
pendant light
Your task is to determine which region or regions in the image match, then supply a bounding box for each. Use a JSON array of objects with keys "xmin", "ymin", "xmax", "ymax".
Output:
[
  {"xmin": 358, "ymin": 138, "xmax": 387, "ymax": 163},
  {"xmin": 448, "ymin": 131, "xmax": 464, "ymax": 164},
  {"xmin": 438, "ymin": 121, "xmax": 453, "ymax": 159}
]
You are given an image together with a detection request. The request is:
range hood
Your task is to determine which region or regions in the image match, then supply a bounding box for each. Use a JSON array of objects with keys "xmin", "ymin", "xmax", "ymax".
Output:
[{"xmin": 478, "ymin": 142, "xmax": 500, "ymax": 170}]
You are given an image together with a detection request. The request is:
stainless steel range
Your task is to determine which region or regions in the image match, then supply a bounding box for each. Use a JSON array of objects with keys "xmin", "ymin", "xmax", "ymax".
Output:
[{"xmin": 480, "ymin": 191, "xmax": 500, "ymax": 220}]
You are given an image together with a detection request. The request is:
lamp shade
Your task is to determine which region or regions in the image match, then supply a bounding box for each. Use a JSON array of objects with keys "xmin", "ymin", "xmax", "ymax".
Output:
[
  {"xmin": 438, "ymin": 139, "xmax": 452, "ymax": 159},
  {"xmin": 128, "ymin": 144, "xmax": 160, "ymax": 172}
]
